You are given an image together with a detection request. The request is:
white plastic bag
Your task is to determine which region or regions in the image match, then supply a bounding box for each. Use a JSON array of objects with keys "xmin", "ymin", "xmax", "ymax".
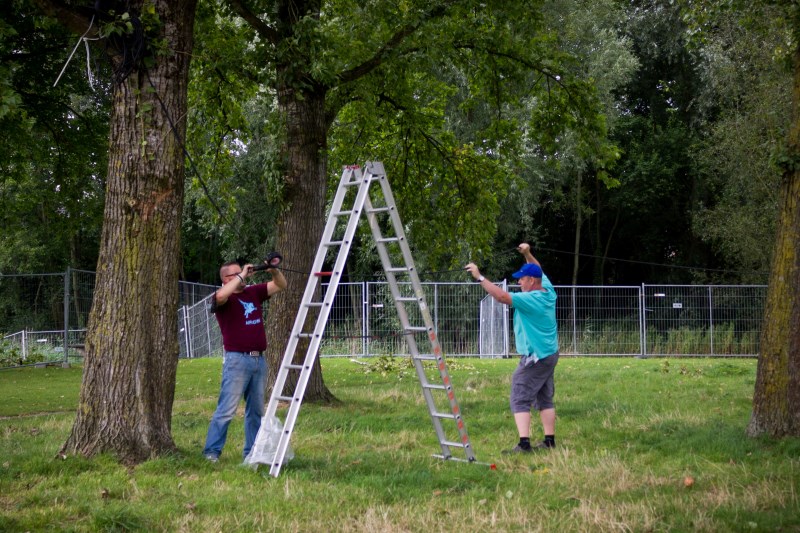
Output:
[{"xmin": 242, "ymin": 415, "xmax": 294, "ymax": 470}]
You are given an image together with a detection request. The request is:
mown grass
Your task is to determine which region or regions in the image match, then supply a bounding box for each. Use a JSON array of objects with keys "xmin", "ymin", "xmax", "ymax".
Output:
[{"xmin": 1, "ymin": 357, "xmax": 798, "ymax": 532}]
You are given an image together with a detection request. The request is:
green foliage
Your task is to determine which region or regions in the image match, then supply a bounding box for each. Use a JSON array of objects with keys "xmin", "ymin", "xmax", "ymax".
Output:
[
  {"xmin": 0, "ymin": 339, "xmax": 56, "ymax": 368},
  {"xmin": 355, "ymin": 354, "xmax": 476, "ymax": 379},
  {"xmin": 323, "ymin": 0, "xmax": 616, "ymax": 271},
  {"xmin": 185, "ymin": 0, "xmax": 621, "ymax": 280},
  {"xmin": 0, "ymin": 1, "xmax": 108, "ymax": 273},
  {"xmin": 687, "ymin": 6, "xmax": 790, "ymax": 282},
  {"xmin": 183, "ymin": 1, "xmax": 279, "ymax": 279}
]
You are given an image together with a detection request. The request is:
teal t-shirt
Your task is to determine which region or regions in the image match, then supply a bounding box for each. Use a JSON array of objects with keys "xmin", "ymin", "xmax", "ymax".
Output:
[{"xmin": 510, "ymin": 273, "xmax": 558, "ymax": 359}]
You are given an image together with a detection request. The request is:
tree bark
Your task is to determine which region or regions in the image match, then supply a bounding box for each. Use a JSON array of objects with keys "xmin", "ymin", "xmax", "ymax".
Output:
[
  {"xmin": 265, "ymin": 79, "xmax": 335, "ymax": 403},
  {"xmin": 55, "ymin": 0, "xmax": 198, "ymax": 463},
  {"xmin": 747, "ymin": 46, "xmax": 800, "ymax": 438}
]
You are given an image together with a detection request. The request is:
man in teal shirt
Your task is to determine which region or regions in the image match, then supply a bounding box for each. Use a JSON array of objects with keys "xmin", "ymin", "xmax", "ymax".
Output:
[{"xmin": 466, "ymin": 243, "xmax": 559, "ymax": 452}]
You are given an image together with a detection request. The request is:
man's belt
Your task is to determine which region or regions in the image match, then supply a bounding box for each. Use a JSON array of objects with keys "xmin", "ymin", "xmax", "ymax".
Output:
[{"xmin": 245, "ymin": 351, "xmax": 263, "ymax": 356}]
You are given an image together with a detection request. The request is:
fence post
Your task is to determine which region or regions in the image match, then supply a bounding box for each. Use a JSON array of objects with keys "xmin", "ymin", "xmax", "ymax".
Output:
[
  {"xmin": 571, "ymin": 287, "xmax": 578, "ymax": 354},
  {"xmin": 708, "ymin": 286, "xmax": 714, "ymax": 356},
  {"xmin": 361, "ymin": 282, "xmax": 367, "ymax": 358},
  {"xmin": 433, "ymin": 283, "xmax": 439, "ymax": 333},
  {"xmin": 365, "ymin": 282, "xmax": 371, "ymax": 357},
  {"xmin": 205, "ymin": 296, "xmax": 213, "ymax": 357},
  {"xmin": 640, "ymin": 283, "xmax": 646, "ymax": 358},
  {"xmin": 503, "ymin": 279, "xmax": 509, "ymax": 358},
  {"xmin": 183, "ymin": 305, "xmax": 192, "ymax": 358},
  {"xmin": 63, "ymin": 267, "xmax": 70, "ymax": 366}
]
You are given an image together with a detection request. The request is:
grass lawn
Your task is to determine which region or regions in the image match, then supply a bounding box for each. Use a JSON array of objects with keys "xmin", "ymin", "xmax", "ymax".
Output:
[{"xmin": 1, "ymin": 356, "xmax": 798, "ymax": 532}]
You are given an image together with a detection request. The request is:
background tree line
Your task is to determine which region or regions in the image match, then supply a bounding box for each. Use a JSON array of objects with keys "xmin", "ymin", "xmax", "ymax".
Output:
[{"xmin": 2, "ymin": 0, "xmax": 788, "ymax": 286}]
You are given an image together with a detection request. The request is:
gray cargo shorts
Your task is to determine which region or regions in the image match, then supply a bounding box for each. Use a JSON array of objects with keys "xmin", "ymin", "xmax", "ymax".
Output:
[{"xmin": 510, "ymin": 351, "xmax": 559, "ymax": 413}]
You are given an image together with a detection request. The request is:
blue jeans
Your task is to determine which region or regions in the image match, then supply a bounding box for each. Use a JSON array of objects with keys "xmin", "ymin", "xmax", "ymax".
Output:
[{"xmin": 203, "ymin": 352, "xmax": 267, "ymax": 459}]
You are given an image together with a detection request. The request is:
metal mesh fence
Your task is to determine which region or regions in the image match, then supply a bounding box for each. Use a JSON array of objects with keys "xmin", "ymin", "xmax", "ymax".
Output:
[
  {"xmin": 319, "ymin": 282, "xmax": 366, "ymax": 358},
  {"xmin": 2, "ymin": 271, "xmax": 769, "ymax": 365},
  {"xmin": 179, "ymin": 293, "xmax": 221, "ymax": 359},
  {"xmin": 1, "ymin": 270, "xmax": 216, "ymax": 367},
  {"xmin": 479, "ymin": 282, "xmax": 510, "ymax": 358},
  {"xmin": 363, "ymin": 281, "xmax": 487, "ymax": 358},
  {"xmin": 555, "ymin": 286, "xmax": 643, "ymax": 356},
  {"xmin": 643, "ymin": 285, "xmax": 766, "ymax": 356}
]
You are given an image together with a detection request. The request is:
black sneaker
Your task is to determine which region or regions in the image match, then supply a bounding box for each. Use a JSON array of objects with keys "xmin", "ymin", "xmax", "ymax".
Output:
[
  {"xmin": 502, "ymin": 444, "xmax": 532, "ymax": 454},
  {"xmin": 532, "ymin": 440, "xmax": 555, "ymax": 450}
]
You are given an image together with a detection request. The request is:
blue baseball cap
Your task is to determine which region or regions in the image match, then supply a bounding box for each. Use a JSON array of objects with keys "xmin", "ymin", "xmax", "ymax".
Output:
[{"xmin": 512, "ymin": 263, "xmax": 543, "ymax": 279}]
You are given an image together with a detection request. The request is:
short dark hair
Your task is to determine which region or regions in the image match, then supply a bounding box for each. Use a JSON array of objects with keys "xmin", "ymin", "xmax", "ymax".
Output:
[{"xmin": 219, "ymin": 260, "xmax": 241, "ymax": 281}]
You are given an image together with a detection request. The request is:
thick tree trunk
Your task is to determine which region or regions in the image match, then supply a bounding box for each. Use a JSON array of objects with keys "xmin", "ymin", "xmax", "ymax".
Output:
[
  {"xmin": 265, "ymin": 82, "xmax": 335, "ymax": 403},
  {"xmin": 59, "ymin": 0, "xmax": 197, "ymax": 463},
  {"xmin": 747, "ymin": 47, "xmax": 800, "ymax": 438}
]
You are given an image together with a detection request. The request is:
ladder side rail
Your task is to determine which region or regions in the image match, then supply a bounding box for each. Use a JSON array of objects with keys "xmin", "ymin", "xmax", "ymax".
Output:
[
  {"xmin": 284, "ymin": 170, "xmax": 374, "ymax": 379},
  {"xmin": 269, "ymin": 169, "xmax": 375, "ymax": 476},
  {"xmin": 373, "ymin": 173, "xmax": 475, "ymax": 461},
  {"xmin": 375, "ymin": 175, "xmax": 436, "ymax": 331},
  {"xmin": 362, "ymin": 181, "xmax": 462, "ymax": 459},
  {"xmin": 265, "ymin": 166, "xmax": 362, "ymax": 419},
  {"xmin": 363, "ymin": 199, "xmax": 453, "ymax": 457}
]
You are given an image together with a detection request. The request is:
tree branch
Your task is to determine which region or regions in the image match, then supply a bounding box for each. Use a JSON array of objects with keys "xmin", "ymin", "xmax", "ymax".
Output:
[
  {"xmin": 335, "ymin": 1, "xmax": 458, "ymax": 86},
  {"xmin": 30, "ymin": 0, "xmax": 97, "ymax": 38},
  {"xmin": 224, "ymin": 0, "xmax": 280, "ymax": 44}
]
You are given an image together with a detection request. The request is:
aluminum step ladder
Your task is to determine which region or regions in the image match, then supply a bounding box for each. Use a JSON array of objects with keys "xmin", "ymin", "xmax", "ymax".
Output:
[{"xmin": 263, "ymin": 161, "xmax": 476, "ymax": 477}]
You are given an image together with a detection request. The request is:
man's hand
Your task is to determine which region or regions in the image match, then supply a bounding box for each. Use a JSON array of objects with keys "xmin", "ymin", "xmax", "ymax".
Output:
[
  {"xmin": 517, "ymin": 243, "xmax": 537, "ymax": 264},
  {"xmin": 464, "ymin": 262, "xmax": 482, "ymax": 281}
]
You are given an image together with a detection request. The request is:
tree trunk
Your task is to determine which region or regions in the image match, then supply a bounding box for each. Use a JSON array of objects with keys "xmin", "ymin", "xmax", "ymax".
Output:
[
  {"xmin": 746, "ymin": 47, "xmax": 800, "ymax": 438},
  {"xmin": 572, "ymin": 169, "xmax": 582, "ymax": 286},
  {"xmin": 59, "ymin": 0, "xmax": 197, "ymax": 463},
  {"xmin": 265, "ymin": 81, "xmax": 335, "ymax": 403}
]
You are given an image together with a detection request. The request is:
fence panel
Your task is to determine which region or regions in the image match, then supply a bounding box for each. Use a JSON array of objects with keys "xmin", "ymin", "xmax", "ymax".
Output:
[
  {"xmin": 479, "ymin": 281, "xmax": 509, "ymax": 358},
  {"xmin": 555, "ymin": 286, "xmax": 643, "ymax": 356},
  {"xmin": 708, "ymin": 285, "xmax": 766, "ymax": 356},
  {"xmin": 320, "ymin": 282, "xmax": 366, "ymax": 357},
  {"xmin": 643, "ymin": 285, "xmax": 713, "ymax": 356},
  {"xmin": 2, "ymin": 270, "xmax": 217, "ymax": 367},
  {"xmin": 180, "ymin": 294, "xmax": 221, "ymax": 359},
  {"xmin": 364, "ymin": 281, "xmax": 487, "ymax": 357},
  {"xmin": 642, "ymin": 284, "xmax": 766, "ymax": 357}
]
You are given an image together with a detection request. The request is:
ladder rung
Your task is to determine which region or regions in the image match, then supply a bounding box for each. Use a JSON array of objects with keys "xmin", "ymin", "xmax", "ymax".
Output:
[
  {"xmin": 396, "ymin": 296, "xmax": 418, "ymax": 302},
  {"xmin": 432, "ymin": 411, "xmax": 456, "ymax": 420},
  {"xmin": 423, "ymin": 383, "xmax": 447, "ymax": 391},
  {"xmin": 297, "ymin": 333, "xmax": 314, "ymax": 338},
  {"xmin": 414, "ymin": 355, "xmax": 437, "ymax": 361},
  {"xmin": 376, "ymin": 237, "xmax": 400, "ymax": 243},
  {"xmin": 333, "ymin": 210, "xmax": 355, "ymax": 217},
  {"xmin": 284, "ymin": 364, "xmax": 304, "ymax": 371},
  {"xmin": 275, "ymin": 395, "xmax": 297, "ymax": 403},
  {"xmin": 305, "ymin": 302, "xmax": 324, "ymax": 308},
  {"xmin": 343, "ymin": 179, "xmax": 360, "ymax": 187},
  {"xmin": 367, "ymin": 206, "xmax": 392, "ymax": 214},
  {"xmin": 386, "ymin": 267, "xmax": 410, "ymax": 273},
  {"xmin": 441, "ymin": 440, "xmax": 468, "ymax": 449},
  {"xmin": 405, "ymin": 326, "xmax": 428, "ymax": 332},
  {"xmin": 324, "ymin": 240, "xmax": 344, "ymax": 246}
]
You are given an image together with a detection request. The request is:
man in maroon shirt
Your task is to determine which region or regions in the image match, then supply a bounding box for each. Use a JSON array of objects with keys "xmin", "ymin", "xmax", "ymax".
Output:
[{"xmin": 203, "ymin": 260, "xmax": 287, "ymax": 462}]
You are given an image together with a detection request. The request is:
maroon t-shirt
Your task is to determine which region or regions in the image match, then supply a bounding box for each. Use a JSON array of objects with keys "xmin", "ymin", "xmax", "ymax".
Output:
[{"xmin": 214, "ymin": 284, "xmax": 271, "ymax": 352}]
